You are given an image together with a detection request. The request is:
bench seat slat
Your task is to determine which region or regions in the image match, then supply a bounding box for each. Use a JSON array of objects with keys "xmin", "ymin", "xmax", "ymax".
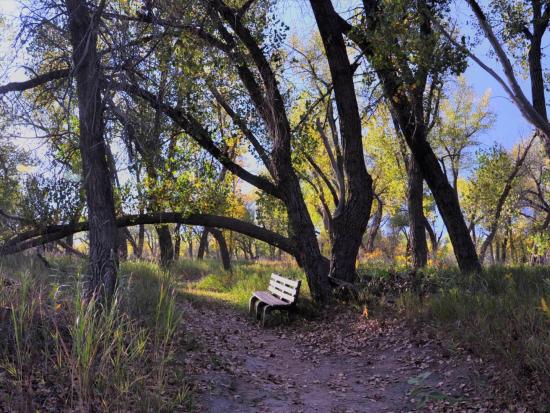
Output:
[{"xmin": 253, "ymin": 291, "xmax": 290, "ymax": 307}]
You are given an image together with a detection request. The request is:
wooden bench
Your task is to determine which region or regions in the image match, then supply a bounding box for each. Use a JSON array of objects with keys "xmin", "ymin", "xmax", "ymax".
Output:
[{"xmin": 249, "ymin": 273, "xmax": 301, "ymax": 327}]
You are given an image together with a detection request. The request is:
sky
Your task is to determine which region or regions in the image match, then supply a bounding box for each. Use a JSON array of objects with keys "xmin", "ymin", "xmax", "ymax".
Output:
[{"xmin": 0, "ymin": 0, "xmax": 544, "ymax": 156}]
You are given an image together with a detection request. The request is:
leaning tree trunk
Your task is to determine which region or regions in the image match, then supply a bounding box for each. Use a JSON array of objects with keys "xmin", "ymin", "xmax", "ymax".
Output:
[
  {"xmin": 156, "ymin": 225, "xmax": 174, "ymax": 268},
  {"xmin": 528, "ymin": 31, "xmax": 550, "ymax": 158},
  {"xmin": 412, "ymin": 139, "xmax": 480, "ymax": 272},
  {"xmin": 66, "ymin": 0, "xmax": 118, "ymax": 301},
  {"xmin": 424, "ymin": 217, "xmax": 438, "ymax": 256},
  {"xmin": 338, "ymin": 7, "xmax": 481, "ymax": 273},
  {"xmin": 407, "ymin": 157, "xmax": 428, "ymax": 268},
  {"xmin": 209, "ymin": 228, "xmax": 231, "ymax": 271}
]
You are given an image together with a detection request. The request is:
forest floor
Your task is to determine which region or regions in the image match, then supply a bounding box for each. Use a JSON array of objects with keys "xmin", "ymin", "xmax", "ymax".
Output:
[{"xmin": 180, "ymin": 279, "xmax": 527, "ymax": 412}]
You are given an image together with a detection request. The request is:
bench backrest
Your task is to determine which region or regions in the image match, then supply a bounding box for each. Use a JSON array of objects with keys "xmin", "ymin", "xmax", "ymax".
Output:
[{"xmin": 268, "ymin": 273, "xmax": 301, "ymax": 304}]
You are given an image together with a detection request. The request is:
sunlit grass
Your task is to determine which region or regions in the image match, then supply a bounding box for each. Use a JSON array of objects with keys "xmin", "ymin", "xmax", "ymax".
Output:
[{"xmin": 180, "ymin": 259, "xmax": 309, "ymax": 310}]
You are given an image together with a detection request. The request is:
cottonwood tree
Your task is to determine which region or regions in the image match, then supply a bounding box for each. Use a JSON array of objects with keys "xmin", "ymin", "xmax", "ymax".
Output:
[
  {"xmin": 431, "ymin": 78, "xmax": 494, "ymax": 196},
  {"xmin": 108, "ymin": 0, "xmax": 373, "ymax": 296},
  {"xmin": 448, "ymin": 0, "xmax": 550, "ymax": 158},
  {"xmin": 324, "ymin": 0, "xmax": 481, "ymax": 272},
  {"xmin": 1, "ymin": 0, "xmax": 367, "ymax": 301},
  {"xmin": 463, "ymin": 141, "xmax": 533, "ymax": 263}
]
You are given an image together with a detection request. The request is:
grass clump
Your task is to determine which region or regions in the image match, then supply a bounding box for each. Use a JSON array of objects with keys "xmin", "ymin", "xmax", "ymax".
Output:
[
  {"xmin": 0, "ymin": 256, "xmax": 190, "ymax": 411},
  {"xmin": 396, "ymin": 265, "xmax": 550, "ymax": 408}
]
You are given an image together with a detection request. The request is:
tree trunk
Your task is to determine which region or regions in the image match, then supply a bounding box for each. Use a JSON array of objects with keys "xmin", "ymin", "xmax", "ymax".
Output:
[
  {"xmin": 209, "ymin": 228, "xmax": 231, "ymax": 271},
  {"xmin": 197, "ymin": 229, "xmax": 208, "ymax": 259},
  {"xmin": 424, "ymin": 217, "xmax": 438, "ymax": 256},
  {"xmin": 411, "ymin": 137, "xmax": 479, "ymax": 272},
  {"xmin": 156, "ymin": 225, "xmax": 174, "ymax": 267},
  {"xmin": 282, "ymin": 180, "xmax": 332, "ymax": 301},
  {"xmin": 528, "ymin": 32, "xmax": 550, "ymax": 156},
  {"xmin": 407, "ymin": 156, "xmax": 428, "ymax": 268},
  {"xmin": 66, "ymin": 0, "xmax": 118, "ymax": 301},
  {"xmin": 501, "ymin": 238, "xmax": 508, "ymax": 263},
  {"xmin": 188, "ymin": 237, "xmax": 193, "ymax": 258},
  {"xmin": 337, "ymin": 5, "xmax": 481, "ymax": 273},
  {"xmin": 365, "ymin": 197, "xmax": 383, "ymax": 253},
  {"xmin": 311, "ymin": 0, "xmax": 374, "ymax": 283},
  {"xmin": 174, "ymin": 223, "xmax": 181, "ymax": 259},
  {"xmin": 136, "ymin": 224, "xmax": 144, "ymax": 258},
  {"xmin": 489, "ymin": 242, "xmax": 495, "ymax": 265},
  {"xmin": 117, "ymin": 229, "xmax": 128, "ymax": 260}
]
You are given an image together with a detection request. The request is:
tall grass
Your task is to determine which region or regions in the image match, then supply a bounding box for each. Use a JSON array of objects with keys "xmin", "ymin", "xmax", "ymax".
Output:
[
  {"xmin": 0, "ymin": 255, "xmax": 189, "ymax": 411},
  {"xmin": 395, "ymin": 266, "xmax": 550, "ymax": 408}
]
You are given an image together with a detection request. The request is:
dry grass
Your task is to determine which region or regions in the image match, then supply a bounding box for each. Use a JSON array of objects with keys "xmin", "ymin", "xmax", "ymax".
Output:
[
  {"xmin": 0, "ymin": 255, "xmax": 192, "ymax": 411},
  {"xmin": 394, "ymin": 266, "xmax": 550, "ymax": 409}
]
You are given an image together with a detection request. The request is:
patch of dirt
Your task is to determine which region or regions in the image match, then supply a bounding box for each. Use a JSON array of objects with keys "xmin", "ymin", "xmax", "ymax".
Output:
[{"xmin": 181, "ymin": 296, "xmax": 529, "ymax": 412}]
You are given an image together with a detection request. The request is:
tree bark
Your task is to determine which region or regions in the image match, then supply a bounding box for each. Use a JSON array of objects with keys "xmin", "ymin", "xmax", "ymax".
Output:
[
  {"xmin": 66, "ymin": 0, "xmax": 118, "ymax": 300},
  {"xmin": 365, "ymin": 197, "xmax": 383, "ymax": 253},
  {"xmin": 209, "ymin": 228, "xmax": 231, "ymax": 271},
  {"xmin": 174, "ymin": 223, "xmax": 181, "ymax": 259},
  {"xmin": 197, "ymin": 229, "xmax": 208, "ymax": 259},
  {"xmin": 310, "ymin": 0, "xmax": 374, "ymax": 283},
  {"xmin": 407, "ymin": 157, "xmax": 428, "ymax": 268},
  {"xmin": 156, "ymin": 225, "xmax": 174, "ymax": 267}
]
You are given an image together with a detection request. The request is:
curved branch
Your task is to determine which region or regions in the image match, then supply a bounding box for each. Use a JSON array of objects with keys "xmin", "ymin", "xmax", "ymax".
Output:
[
  {"xmin": 0, "ymin": 69, "xmax": 70, "ymax": 95},
  {"xmin": 0, "ymin": 213, "xmax": 298, "ymax": 258}
]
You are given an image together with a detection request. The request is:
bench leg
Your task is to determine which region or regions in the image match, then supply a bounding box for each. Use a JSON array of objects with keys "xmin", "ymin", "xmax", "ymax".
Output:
[
  {"xmin": 261, "ymin": 305, "xmax": 273, "ymax": 327},
  {"xmin": 255, "ymin": 300, "xmax": 266, "ymax": 321},
  {"xmin": 248, "ymin": 296, "xmax": 258, "ymax": 317}
]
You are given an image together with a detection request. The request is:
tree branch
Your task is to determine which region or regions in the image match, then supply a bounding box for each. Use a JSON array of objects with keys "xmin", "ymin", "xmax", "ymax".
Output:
[
  {"xmin": 0, "ymin": 69, "xmax": 69, "ymax": 95},
  {"xmin": 113, "ymin": 80, "xmax": 281, "ymax": 198},
  {"xmin": 0, "ymin": 213, "xmax": 298, "ymax": 257}
]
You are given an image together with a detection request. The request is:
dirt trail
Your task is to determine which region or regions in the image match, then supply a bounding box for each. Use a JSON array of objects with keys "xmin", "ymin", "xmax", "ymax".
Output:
[{"xmin": 181, "ymin": 295, "xmax": 506, "ymax": 413}]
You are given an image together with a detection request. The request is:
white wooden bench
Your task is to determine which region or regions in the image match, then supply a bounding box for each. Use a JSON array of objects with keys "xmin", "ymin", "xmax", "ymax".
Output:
[{"xmin": 248, "ymin": 273, "xmax": 301, "ymax": 327}]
